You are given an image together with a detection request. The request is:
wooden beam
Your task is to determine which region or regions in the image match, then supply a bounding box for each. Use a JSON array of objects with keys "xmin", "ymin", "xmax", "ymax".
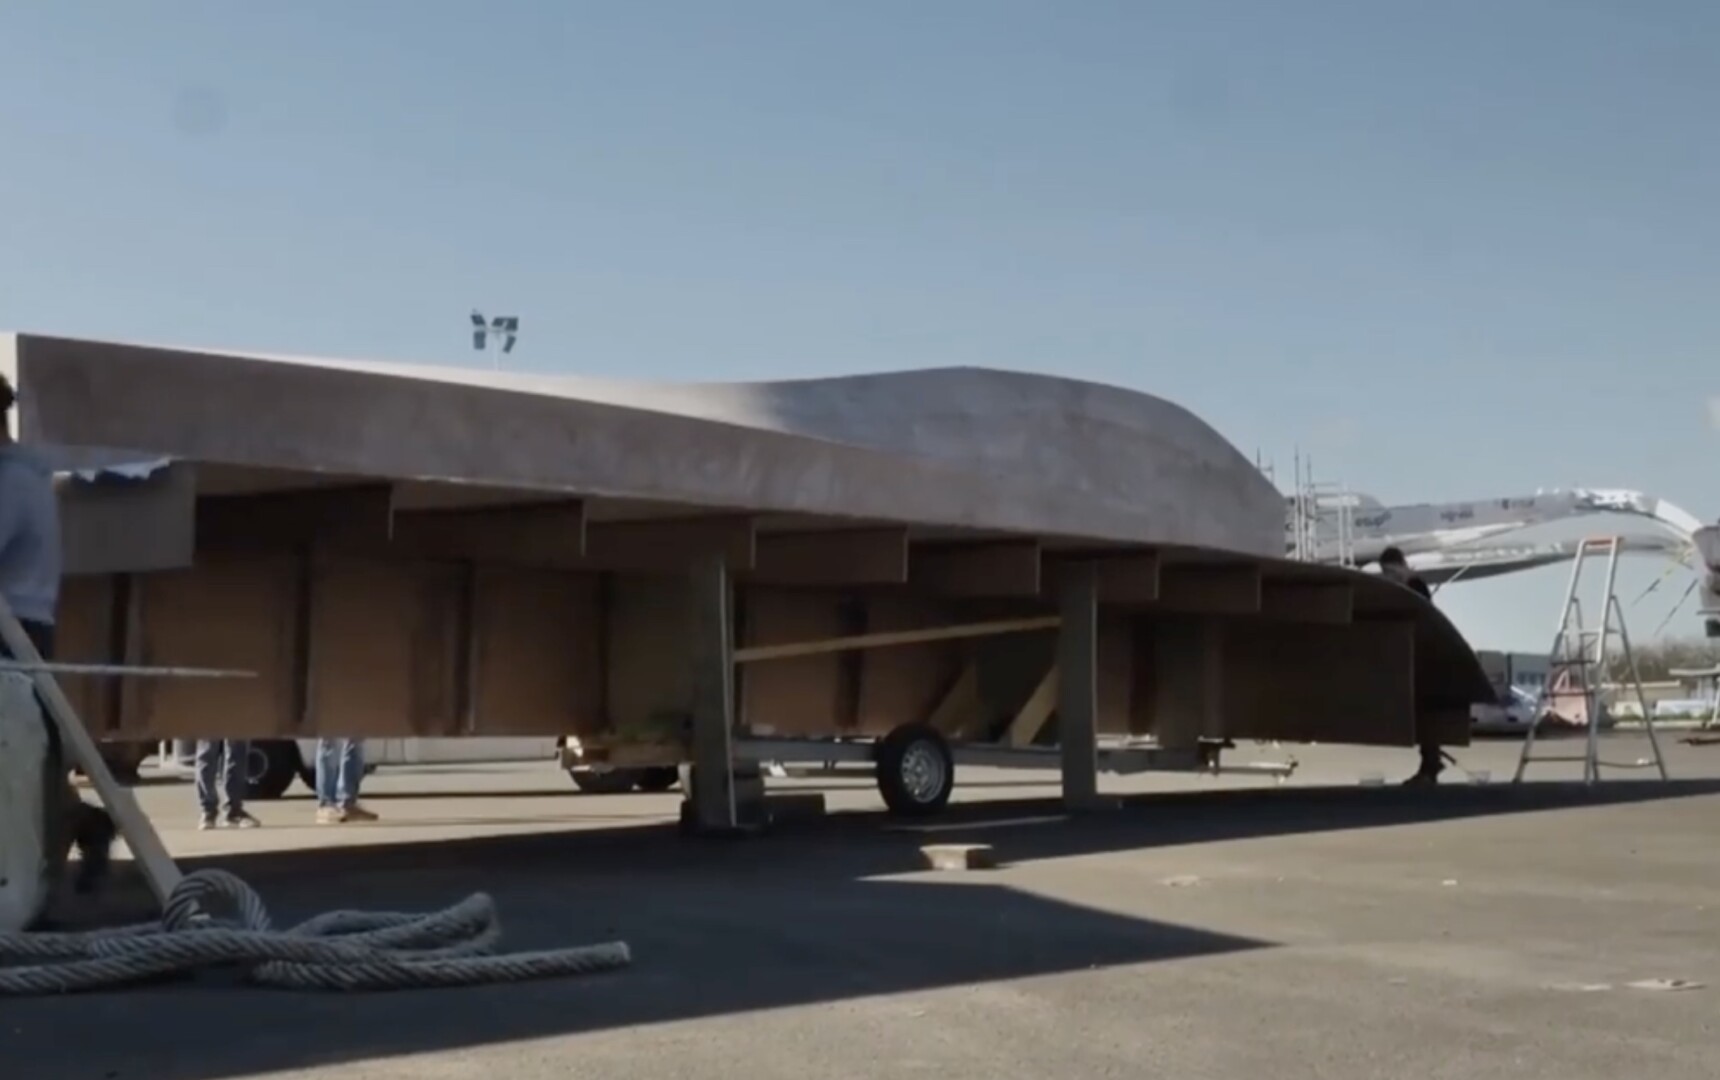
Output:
[
  {"xmin": 59, "ymin": 461, "xmax": 196, "ymax": 575},
  {"xmin": 912, "ymin": 540, "xmax": 1042, "ymax": 597},
  {"xmin": 734, "ymin": 615, "xmax": 1060, "ymax": 664},
  {"xmin": 1150, "ymin": 615, "xmax": 1226, "ymax": 747},
  {"xmin": 1003, "ymin": 665, "xmax": 1059, "ymax": 747},
  {"xmin": 750, "ymin": 527, "xmax": 909, "ymax": 586},
  {"xmin": 1155, "ymin": 564, "xmax": 1261, "ymax": 614},
  {"xmin": 197, "ymin": 484, "xmax": 395, "ymax": 550},
  {"xmin": 1260, "ymin": 580, "xmax": 1354, "ymax": 624},
  {"xmin": 925, "ymin": 659, "xmax": 985, "ymax": 737},
  {"xmin": 584, "ymin": 515, "xmax": 756, "ymax": 573},
  {"xmin": 1050, "ymin": 552, "xmax": 1160, "ymax": 604},
  {"xmin": 391, "ymin": 500, "xmax": 587, "ymax": 566}
]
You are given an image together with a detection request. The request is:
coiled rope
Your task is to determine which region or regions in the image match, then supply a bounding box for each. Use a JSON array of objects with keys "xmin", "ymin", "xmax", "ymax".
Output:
[{"xmin": 0, "ymin": 867, "xmax": 631, "ymax": 994}]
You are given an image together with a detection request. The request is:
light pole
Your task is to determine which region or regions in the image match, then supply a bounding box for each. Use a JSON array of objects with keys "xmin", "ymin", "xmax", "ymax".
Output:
[{"xmin": 470, "ymin": 310, "xmax": 520, "ymax": 369}]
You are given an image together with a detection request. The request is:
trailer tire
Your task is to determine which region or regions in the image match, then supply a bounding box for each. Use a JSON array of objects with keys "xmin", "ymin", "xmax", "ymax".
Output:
[
  {"xmin": 875, "ymin": 723, "xmax": 954, "ymax": 817},
  {"xmin": 246, "ymin": 740, "xmax": 302, "ymax": 801}
]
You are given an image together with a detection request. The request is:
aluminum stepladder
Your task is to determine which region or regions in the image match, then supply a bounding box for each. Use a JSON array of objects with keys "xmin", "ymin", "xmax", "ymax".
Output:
[{"xmin": 1512, "ymin": 536, "xmax": 1670, "ymax": 785}]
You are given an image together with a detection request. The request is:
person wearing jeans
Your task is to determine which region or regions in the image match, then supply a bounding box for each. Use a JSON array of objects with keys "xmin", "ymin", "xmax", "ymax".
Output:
[
  {"xmin": 194, "ymin": 739, "xmax": 257, "ymax": 829},
  {"xmin": 315, "ymin": 738, "xmax": 377, "ymax": 824}
]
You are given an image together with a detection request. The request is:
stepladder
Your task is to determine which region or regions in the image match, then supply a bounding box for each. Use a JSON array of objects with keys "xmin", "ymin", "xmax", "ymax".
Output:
[{"xmin": 1513, "ymin": 536, "xmax": 1669, "ymax": 784}]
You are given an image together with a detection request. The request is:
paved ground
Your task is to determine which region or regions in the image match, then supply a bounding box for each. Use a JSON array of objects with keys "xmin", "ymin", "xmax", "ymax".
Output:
[{"xmin": 7, "ymin": 735, "xmax": 1720, "ymax": 1080}]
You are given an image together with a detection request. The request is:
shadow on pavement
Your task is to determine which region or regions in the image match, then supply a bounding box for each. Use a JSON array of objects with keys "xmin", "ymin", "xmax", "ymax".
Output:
[{"xmin": 7, "ymin": 777, "xmax": 1720, "ymax": 1080}]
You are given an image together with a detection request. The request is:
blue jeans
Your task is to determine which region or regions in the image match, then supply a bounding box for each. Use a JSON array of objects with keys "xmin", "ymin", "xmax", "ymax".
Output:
[
  {"xmin": 194, "ymin": 739, "xmax": 249, "ymax": 815},
  {"xmin": 315, "ymin": 738, "xmax": 364, "ymax": 809}
]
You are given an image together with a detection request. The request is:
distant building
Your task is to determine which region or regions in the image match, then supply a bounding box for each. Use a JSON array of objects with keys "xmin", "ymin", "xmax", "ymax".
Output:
[{"xmin": 1475, "ymin": 650, "xmax": 1548, "ymax": 702}]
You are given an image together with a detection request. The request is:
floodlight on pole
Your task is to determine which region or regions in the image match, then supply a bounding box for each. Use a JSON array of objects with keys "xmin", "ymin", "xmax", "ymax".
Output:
[{"xmin": 469, "ymin": 309, "xmax": 520, "ymax": 368}]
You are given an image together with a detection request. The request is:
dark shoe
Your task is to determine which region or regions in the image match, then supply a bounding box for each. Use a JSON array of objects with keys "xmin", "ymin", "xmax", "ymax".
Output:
[
  {"xmin": 224, "ymin": 809, "xmax": 261, "ymax": 829},
  {"xmin": 71, "ymin": 806, "xmax": 116, "ymax": 895}
]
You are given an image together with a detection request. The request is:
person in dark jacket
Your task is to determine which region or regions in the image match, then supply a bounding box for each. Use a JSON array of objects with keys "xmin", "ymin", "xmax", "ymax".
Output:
[{"xmin": 1377, "ymin": 546, "xmax": 1445, "ymax": 785}]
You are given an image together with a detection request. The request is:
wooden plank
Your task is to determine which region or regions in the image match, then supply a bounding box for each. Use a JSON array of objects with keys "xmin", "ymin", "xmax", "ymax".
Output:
[
  {"xmin": 131, "ymin": 552, "xmax": 299, "ymax": 737},
  {"xmin": 1073, "ymin": 557, "xmax": 1169, "ymax": 608},
  {"xmin": 1260, "ymin": 580, "xmax": 1354, "ymax": 623},
  {"xmin": 53, "ymin": 574, "xmax": 118, "ymax": 734},
  {"xmin": 1156, "ymin": 564, "xmax": 1261, "ymax": 614},
  {"xmin": 605, "ymin": 574, "xmax": 696, "ymax": 745},
  {"xmin": 1003, "ymin": 666, "xmax": 1059, "ymax": 747},
  {"xmin": 59, "ymin": 461, "xmax": 196, "ymax": 574},
  {"xmin": 196, "ymin": 484, "xmax": 395, "ymax": 550},
  {"xmin": 1222, "ymin": 620, "xmax": 1417, "ymax": 745},
  {"xmin": 856, "ymin": 595, "xmax": 965, "ymax": 737},
  {"xmin": 735, "ymin": 615, "xmax": 1062, "ymax": 664},
  {"xmin": 925, "ymin": 658, "xmax": 984, "ymax": 737},
  {"xmin": 392, "ymin": 500, "xmax": 587, "ymax": 567},
  {"xmin": 585, "ymin": 515, "xmax": 756, "ymax": 573},
  {"xmin": 1149, "ymin": 615, "xmax": 1225, "ymax": 748},
  {"xmin": 912, "ymin": 541, "xmax": 1041, "ymax": 597},
  {"xmin": 470, "ymin": 567, "xmax": 605, "ymax": 736},
  {"xmin": 750, "ymin": 528, "xmax": 908, "ymax": 586},
  {"xmin": 738, "ymin": 590, "xmax": 846, "ymax": 736},
  {"xmin": 0, "ymin": 596, "xmax": 182, "ymax": 907},
  {"xmin": 306, "ymin": 557, "xmax": 463, "ymax": 737}
]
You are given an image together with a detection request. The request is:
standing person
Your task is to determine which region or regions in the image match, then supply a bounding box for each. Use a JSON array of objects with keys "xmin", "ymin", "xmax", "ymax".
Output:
[
  {"xmin": 1377, "ymin": 546, "xmax": 1446, "ymax": 785},
  {"xmin": 315, "ymin": 737, "xmax": 377, "ymax": 823},
  {"xmin": 193, "ymin": 738, "xmax": 258, "ymax": 829},
  {"xmin": 0, "ymin": 374, "xmax": 116, "ymax": 899}
]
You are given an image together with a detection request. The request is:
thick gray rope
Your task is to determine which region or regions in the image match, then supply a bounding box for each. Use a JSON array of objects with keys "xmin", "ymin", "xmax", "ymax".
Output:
[{"xmin": 0, "ymin": 867, "xmax": 631, "ymax": 994}]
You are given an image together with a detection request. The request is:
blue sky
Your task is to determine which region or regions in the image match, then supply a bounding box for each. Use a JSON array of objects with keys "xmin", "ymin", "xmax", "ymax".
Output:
[{"xmin": 2, "ymin": 0, "xmax": 1716, "ymax": 650}]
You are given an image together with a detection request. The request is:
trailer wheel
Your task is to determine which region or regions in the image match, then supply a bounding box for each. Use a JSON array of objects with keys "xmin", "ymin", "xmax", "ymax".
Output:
[
  {"xmin": 571, "ymin": 767, "xmax": 642, "ymax": 795},
  {"xmin": 875, "ymin": 723, "xmax": 954, "ymax": 816},
  {"xmin": 246, "ymin": 739, "xmax": 302, "ymax": 801}
]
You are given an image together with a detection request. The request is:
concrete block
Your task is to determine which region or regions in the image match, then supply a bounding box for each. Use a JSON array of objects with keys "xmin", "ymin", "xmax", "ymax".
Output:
[{"xmin": 919, "ymin": 844, "xmax": 998, "ymax": 871}]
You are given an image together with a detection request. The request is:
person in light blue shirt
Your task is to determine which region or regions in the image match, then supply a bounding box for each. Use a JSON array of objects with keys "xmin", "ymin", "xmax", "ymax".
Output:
[{"xmin": 0, "ymin": 374, "xmax": 114, "ymax": 906}]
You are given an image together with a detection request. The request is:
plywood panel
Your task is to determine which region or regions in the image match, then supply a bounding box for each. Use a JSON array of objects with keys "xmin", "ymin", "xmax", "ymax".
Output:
[
  {"xmin": 59, "ymin": 463, "xmax": 196, "ymax": 575},
  {"xmin": 1096, "ymin": 612, "xmax": 1134, "ymax": 736},
  {"xmin": 1219, "ymin": 620, "xmax": 1416, "ymax": 746},
  {"xmin": 132, "ymin": 552, "xmax": 298, "ymax": 738},
  {"xmin": 606, "ymin": 573, "xmax": 695, "ymax": 745},
  {"xmin": 739, "ymin": 588, "xmax": 845, "ymax": 736},
  {"xmin": 53, "ymin": 574, "xmax": 118, "ymax": 733},
  {"xmin": 471, "ymin": 567, "xmax": 603, "ymax": 736},
  {"xmin": 855, "ymin": 595, "xmax": 963, "ymax": 736},
  {"xmin": 308, "ymin": 557, "xmax": 462, "ymax": 737}
]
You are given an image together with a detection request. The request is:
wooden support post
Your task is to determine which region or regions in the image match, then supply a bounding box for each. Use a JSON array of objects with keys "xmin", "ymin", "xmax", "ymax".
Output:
[
  {"xmin": 686, "ymin": 553, "xmax": 739, "ymax": 833},
  {"xmin": 1056, "ymin": 563, "xmax": 1104, "ymax": 812}
]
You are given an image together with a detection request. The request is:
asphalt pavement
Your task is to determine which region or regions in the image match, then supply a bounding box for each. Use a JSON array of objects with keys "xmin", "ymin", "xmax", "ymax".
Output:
[{"xmin": 6, "ymin": 735, "xmax": 1720, "ymax": 1080}]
